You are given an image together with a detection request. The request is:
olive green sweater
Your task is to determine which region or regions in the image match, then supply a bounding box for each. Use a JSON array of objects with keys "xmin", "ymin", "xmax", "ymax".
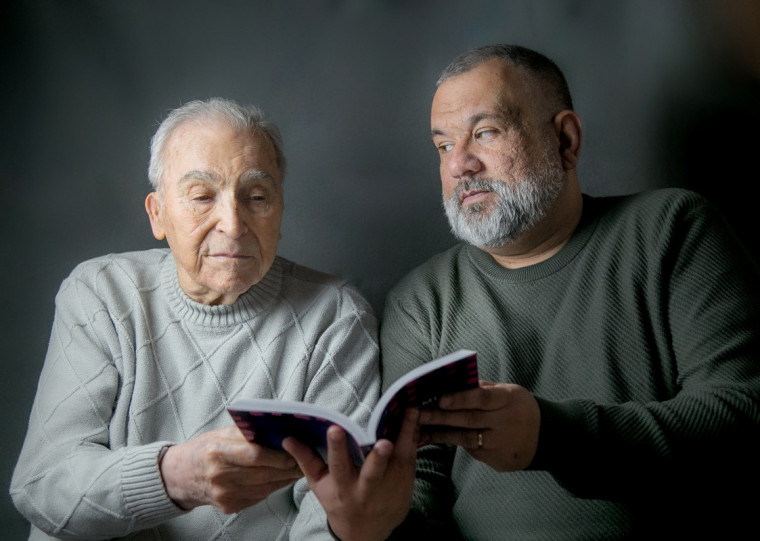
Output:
[{"xmin": 382, "ymin": 189, "xmax": 760, "ymax": 539}]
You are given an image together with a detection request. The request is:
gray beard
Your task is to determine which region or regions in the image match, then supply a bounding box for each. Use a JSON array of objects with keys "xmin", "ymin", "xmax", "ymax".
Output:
[{"xmin": 443, "ymin": 158, "xmax": 565, "ymax": 248}]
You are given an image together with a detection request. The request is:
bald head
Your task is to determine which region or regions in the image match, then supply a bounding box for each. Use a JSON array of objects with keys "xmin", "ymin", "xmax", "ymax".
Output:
[{"xmin": 437, "ymin": 44, "xmax": 573, "ymax": 121}]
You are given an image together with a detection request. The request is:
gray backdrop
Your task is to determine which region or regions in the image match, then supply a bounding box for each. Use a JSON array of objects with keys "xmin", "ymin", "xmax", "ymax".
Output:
[{"xmin": 2, "ymin": 1, "xmax": 758, "ymax": 537}]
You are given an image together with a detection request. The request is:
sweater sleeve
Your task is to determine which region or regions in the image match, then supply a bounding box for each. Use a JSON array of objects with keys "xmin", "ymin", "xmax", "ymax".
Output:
[
  {"xmin": 288, "ymin": 283, "xmax": 382, "ymax": 540},
  {"xmin": 10, "ymin": 273, "xmax": 184, "ymax": 538},
  {"xmin": 379, "ymin": 293, "xmax": 464, "ymax": 540},
  {"xmin": 533, "ymin": 196, "xmax": 760, "ymax": 502}
]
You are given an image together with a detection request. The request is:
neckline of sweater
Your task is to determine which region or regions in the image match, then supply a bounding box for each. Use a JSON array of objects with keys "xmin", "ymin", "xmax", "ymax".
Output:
[
  {"xmin": 162, "ymin": 255, "xmax": 283, "ymax": 327},
  {"xmin": 466, "ymin": 194, "xmax": 601, "ymax": 283}
]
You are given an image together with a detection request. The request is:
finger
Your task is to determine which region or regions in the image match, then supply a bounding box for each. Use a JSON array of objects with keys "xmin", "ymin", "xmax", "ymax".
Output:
[
  {"xmin": 361, "ymin": 408, "xmax": 418, "ymax": 483},
  {"xmin": 215, "ymin": 477, "xmax": 301, "ymax": 514},
  {"xmin": 359, "ymin": 439, "xmax": 393, "ymax": 487},
  {"xmin": 252, "ymin": 446, "xmax": 301, "ymax": 469},
  {"xmin": 221, "ymin": 424, "xmax": 301, "ymax": 469},
  {"xmin": 217, "ymin": 424, "xmax": 251, "ymax": 440},
  {"xmin": 438, "ymin": 382, "xmax": 502, "ymax": 410},
  {"xmin": 209, "ymin": 461, "xmax": 303, "ymax": 489},
  {"xmin": 392, "ymin": 408, "xmax": 420, "ymax": 458},
  {"xmin": 326, "ymin": 425, "xmax": 358, "ymax": 485},
  {"xmin": 228, "ymin": 470, "xmax": 303, "ymax": 491},
  {"xmin": 251, "ymin": 477, "xmax": 301, "ymax": 495},
  {"xmin": 421, "ymin": 427, "xmax": 483, "ymax": 449},
  {"xmin": 418, "ymin": 408, "xmax": 485, "ymax": 429},
  {"xmin": 282, "ymin": 437, "xmax": 328, "ymax": 482}
]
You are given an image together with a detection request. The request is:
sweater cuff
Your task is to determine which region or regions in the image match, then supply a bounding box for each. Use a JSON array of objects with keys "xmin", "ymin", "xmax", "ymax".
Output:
[
  {"xmin": 122, "ymin": 441, "xmax": 184, "ymax": 525},
  {"xmin": 529, "ymin": 397, "xmax": 593, "ymax": 471}
]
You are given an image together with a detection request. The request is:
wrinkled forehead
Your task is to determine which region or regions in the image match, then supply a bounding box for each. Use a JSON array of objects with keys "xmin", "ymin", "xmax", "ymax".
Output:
[
  {"xmin": 431, "ymin": 59, "xmax": 542, "ymax": 125},
  {"xmin": 163, "ymin": 121, "xmax": 280, "ymax": 183}
]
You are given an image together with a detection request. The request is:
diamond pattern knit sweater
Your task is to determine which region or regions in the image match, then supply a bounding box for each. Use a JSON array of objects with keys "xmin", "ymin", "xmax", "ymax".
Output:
[{"xmin": 12, "ymin": 249, "xmax": 380, "ymax": 540}]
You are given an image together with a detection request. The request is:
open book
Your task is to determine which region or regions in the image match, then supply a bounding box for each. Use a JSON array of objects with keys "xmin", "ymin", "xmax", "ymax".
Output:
[{"xmin": 228, "ymin": 349, "xmax": 478, "ymax": 465}]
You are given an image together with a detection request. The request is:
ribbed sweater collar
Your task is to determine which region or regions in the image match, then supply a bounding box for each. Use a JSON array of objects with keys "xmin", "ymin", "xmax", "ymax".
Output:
[
  {"xmin": 466, "ymin": 194, "xmax": 600, "ymax": 283},
  {"xmin": 161, "ymin": 255, "xmax": 283, "ymax": 327}
]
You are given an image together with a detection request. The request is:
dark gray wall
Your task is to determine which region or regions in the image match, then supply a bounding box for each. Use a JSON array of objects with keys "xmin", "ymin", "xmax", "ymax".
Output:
[{"xmin": 2, "ymin": 1, "xmax": 758, "ymax": 537}]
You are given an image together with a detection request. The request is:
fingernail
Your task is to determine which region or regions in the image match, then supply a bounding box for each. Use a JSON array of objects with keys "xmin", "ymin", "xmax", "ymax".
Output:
[
  {"xmin": 327, "ymin": 425, "xmax": 344, "ymax": 442},
  {"xmin": 374, "ymin": 441, "xmax": 391, "ymax": 457}
]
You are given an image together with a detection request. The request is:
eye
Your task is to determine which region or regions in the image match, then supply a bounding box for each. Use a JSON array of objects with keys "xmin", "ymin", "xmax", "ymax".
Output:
[
  {"xmin": 435, "ymin": 141, "xmax": 454, "ymax": 154},
  {"xmin": 245, "ymin": 192, "xmax": 273, "ymax": 212},
  {"xmin": 190, "ymin": 191, "xmax": 214, "ymax": 204},
  {"xmin": 474, "ymin": 128, "xmax": 498, "ymax": 142}
]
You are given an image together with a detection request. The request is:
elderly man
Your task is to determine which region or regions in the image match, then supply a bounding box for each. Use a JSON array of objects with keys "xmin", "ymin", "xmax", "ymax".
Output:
[
  {"xmin": 11, "ymin": 98, "xmax": 380, "ymax": 539},
  {"xmin": 288, "ymin": 45, "xmax": 760, "ymax": 539}
]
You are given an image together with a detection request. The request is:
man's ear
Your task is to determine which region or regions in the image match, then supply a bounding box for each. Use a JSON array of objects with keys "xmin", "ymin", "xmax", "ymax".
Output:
[
  {"xmin": 145, "ymin": 192, "xmax": 166, "ymax": 241},
  {"xmin": 553, "ymin": 110, "xmax": 582, "ymax": 170}
]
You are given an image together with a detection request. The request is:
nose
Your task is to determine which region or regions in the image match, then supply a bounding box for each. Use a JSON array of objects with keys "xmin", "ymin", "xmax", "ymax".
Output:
[
  {"xmin": 215, "ymin": 196, "xmax": 248, "ymax": 238},
  {"xmin": 447, "ymin": 141, "xmax": 483, "ymax": 179}
]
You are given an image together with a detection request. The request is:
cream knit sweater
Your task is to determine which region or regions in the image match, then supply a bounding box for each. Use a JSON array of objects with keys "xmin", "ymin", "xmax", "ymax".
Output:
[{"xmin": 12, "ymin": 249, "xmax": 380, "ymax": 540}]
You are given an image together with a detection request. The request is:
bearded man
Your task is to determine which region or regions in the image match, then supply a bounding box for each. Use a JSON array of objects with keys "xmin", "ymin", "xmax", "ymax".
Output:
[{"xmin": 286, "ymin": 45, "xmax": 760, "ymax": 540}]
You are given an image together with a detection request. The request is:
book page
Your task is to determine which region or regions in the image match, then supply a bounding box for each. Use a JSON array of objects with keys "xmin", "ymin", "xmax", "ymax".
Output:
[{"xmin": 369, "ymin": 350, "xmax": 478, "ymax": 443}]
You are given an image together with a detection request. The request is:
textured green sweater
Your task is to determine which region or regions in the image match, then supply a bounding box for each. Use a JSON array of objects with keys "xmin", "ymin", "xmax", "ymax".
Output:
[{"xmin": 381, "ymin": 189, "xmax": 760, "ymax": 539}]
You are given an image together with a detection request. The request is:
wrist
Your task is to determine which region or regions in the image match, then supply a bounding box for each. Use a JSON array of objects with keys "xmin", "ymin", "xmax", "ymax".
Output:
[
  {"xmin": 158, "ymin": 444, "xmax": 196, "ymax": 510},
  {"xmin": 158, "ymin": 444, "xmax": 172, "ymax": 469},
  {"xmin": 327, "ymin": 519, "xmax": 395, "ymax": 541}
]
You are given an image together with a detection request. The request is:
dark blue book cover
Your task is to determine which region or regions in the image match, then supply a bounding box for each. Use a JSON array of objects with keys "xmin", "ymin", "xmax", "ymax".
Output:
[{"xmin": 228, "ymin": 349, "xmax": 478, "ymax": 465}]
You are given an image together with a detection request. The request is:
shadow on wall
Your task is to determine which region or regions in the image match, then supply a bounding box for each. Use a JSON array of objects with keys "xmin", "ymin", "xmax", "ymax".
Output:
[{"xmin": 658, "ymin": 0, "xmax": 760, "ymax": 264}]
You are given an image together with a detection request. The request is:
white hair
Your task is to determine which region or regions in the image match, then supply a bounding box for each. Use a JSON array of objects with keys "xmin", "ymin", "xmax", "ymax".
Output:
[{"xmin": 147, "ymin": 98, "xmax": 286, "ymax": 190}]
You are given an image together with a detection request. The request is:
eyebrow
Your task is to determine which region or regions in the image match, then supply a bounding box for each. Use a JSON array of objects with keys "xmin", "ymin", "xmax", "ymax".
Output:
[
  {"xmin": 431, "ymin": 110, "xmax": 520, "ymax": 138},
  {"xmin": 179, "ymin": 169, "xmax": 218, "ymax": 184},
  {"xmin": 178, "ymin": 168, "xmax": 276, "ymax": 185},
  {"xmin": 240, "ymin": 169, "xmax": 276, "ymax": 183}
]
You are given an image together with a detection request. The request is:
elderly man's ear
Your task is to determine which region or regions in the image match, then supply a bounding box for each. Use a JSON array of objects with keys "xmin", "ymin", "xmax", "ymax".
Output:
[
  {"xmin": 145, "ymin": 192, "xmax": 167, "ymax": 241},
  {"xmin": 553, "ymin": 110, "xmax": 582, "ymax": 171}
]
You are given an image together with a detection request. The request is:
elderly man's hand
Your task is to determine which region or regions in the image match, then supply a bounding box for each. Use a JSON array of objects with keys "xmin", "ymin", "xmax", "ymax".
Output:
[
  {"xmin": 159, "ymin": 426, "xmax": 302, "ymax": 514},
  {"xmin": 282, "ymin": 409, "xmax": 419, "ymax": 541},
  {"xmin": 418, "ymin": 381, "xmax": 540, "ymax": 472}
]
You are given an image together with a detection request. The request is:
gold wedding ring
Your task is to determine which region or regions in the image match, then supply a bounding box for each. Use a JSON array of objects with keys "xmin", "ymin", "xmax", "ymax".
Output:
[{"xmin": 477, "ymin": 431, "xmax": 484, "ymax": 449}]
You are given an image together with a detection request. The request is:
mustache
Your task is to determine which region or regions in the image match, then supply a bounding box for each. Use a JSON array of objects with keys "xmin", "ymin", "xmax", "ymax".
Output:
[{"xmin": 451, "ymin": 177, "xmax": 499, "ymax": 201}]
